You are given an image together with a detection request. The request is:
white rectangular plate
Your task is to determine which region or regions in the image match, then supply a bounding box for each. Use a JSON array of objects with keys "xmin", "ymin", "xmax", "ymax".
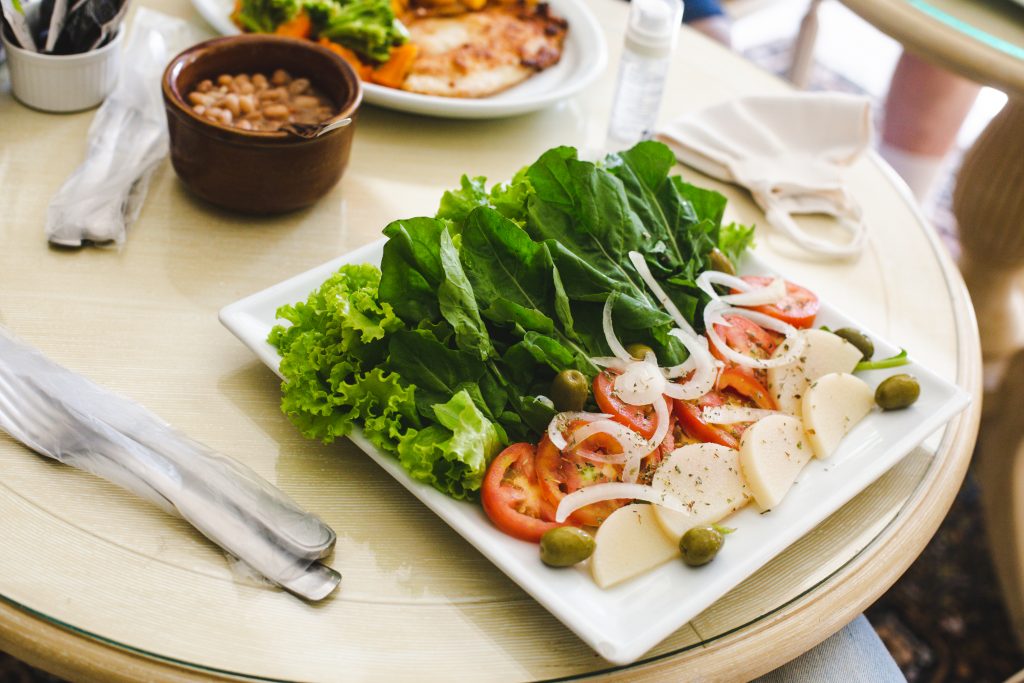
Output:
[{"xmin": 220, "ymin": 239, "xmax": 970, "ymax": 665}]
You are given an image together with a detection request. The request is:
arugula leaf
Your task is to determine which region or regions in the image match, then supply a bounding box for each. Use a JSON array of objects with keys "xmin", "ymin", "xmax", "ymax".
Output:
[
  {"xmin": 525, "ymin": 148, "xmax": 649, "ymax": 296},
  {"xmin": 386, "ymin": 329, "xmax": 496, "ymax": 418},
  {"xmin": 460, "ymin": 207, "xmax": 560, "ymax": 320},
  {"xmin": 603, "ymin": 141, "xmax": 687, "ymax": 267},
  {"xmin": 379, "ymin": 217, "xmax": 445, "ymax": 324},
  {"xmin": 438, "ymin": 228, "xmax": 493, "ymax": 360},
  {"xmin": 436, "ymin": 176, "xmax": 489, "ymax": 231}
]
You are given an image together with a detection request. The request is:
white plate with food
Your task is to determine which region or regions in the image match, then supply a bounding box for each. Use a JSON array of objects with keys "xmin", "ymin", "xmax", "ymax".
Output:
[
  {"xmin": 219, "ymin": 142, "xmax": 970, "ymax": 664},
  {"xmin": 189, "ymin": 0, "xmax": 607, "ymax": 118}
]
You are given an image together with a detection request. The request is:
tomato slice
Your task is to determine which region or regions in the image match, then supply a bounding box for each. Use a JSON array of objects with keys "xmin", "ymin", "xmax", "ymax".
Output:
[
  {"xmin": 535, "ymin": 433, "xmax": 628, "ymax": 527},
  {"xmin": 593, "ymin": 371, "xmax": 658, "ymax": 439},
  {"xmin": 709, "ymin": 313, "xmax": 780, "ymax": 365},
  {"xmin": 481, "ymin": 443, "xmax": 564, "ymax": 543},
  {"xmin": 739, "ymin": 276, "xmax": 820, "ymax": 329},
  {"xmin": 718, "ymin": 366, "xmax": 777, "ymax": 410},
  {"xmin": 674, "ymin": 392, "xmax": 747, "ymax": 449}
]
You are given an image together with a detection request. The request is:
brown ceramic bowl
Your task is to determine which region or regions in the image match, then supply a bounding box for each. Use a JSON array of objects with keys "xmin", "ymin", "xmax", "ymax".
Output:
[{"xmin": 162, "ymin": 35, "xmax": 362, "ymax": 214}]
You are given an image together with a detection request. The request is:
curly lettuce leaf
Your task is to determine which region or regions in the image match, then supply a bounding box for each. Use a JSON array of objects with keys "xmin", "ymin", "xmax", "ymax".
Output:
[
  {"xmin": 718, "ymin": 222, "xmax": 757, "ymax": 265},
  {"xmin": 396, "ymin": 390, "xmax": 502, "ymax": 500},
  {"xmin": 269, "ymin": 264, "xmax": 411, "ymax": 445}
]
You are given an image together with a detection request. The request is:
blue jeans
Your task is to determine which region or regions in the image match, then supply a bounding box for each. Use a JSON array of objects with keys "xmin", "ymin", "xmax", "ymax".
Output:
[
  {"xmin": 755, "ymin": 615, "xmax": 906, "ymax": 682},
  {"xmin": 683, "ymin": 0, "xmax": 725, "ymax": 22}
]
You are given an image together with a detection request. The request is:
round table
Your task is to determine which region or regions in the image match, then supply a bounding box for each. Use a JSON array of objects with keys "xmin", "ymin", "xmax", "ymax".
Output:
[
  {"xmin": 836, "ymin": 0, "xmax": 1024, "ymax": 648},
  {"xmin": 0, "ymin": 0, "xmax": 982, "ymax": 679}
]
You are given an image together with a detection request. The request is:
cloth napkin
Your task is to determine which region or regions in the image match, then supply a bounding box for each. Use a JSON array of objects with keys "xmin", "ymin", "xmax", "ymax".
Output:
[
  {"xmin": 656, "ymin": 93, "xmax": 873, "ymax": 258},
  {"xmin": 45, "ymin": 9, "xmax": 201, "ymax": 247}
]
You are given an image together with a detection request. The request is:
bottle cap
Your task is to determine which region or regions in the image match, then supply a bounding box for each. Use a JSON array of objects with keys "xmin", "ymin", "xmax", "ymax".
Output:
[{"xmin": 625, "ymin": 0, "xmax": 683, "ymax": 57}]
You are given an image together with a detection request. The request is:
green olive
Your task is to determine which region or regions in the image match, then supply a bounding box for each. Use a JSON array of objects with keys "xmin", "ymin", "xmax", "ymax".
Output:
[
  {"xmin": 550, "ymin": 369, "xmax": 588, "ymax": 412},
  {"xmin": 540, "ymin": 527, "xmax": 596, "ymax": 567},
  {"xmin": 875, "ymin": 374, "xmax": 920, "ymax": 411},
  {"xmin": 708, "ymin": 248, "xmax": 736, "ymax": 276},
  {"xmin": 625, "ymin": 343, "xmax": 655, "ymax": 362},
  {"xmin": 680, "ymin": 526, "xmax": 724, "ymax": 567},
  {"xmin": 833, "ymin": 327, "xmax": 874, "ymax": 361}
]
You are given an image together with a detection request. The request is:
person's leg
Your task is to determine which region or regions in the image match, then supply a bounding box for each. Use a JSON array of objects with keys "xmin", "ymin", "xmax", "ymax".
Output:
[
  {"xmin": 753, "ymin": 614, "xmax": 906, "ymax": 682},
  {"xmin": 683, "ymin": 0, "xmax": 732, "ymax": 47},
  {"xmin": 879, "ymin": 50, "xmax": 981, "ymax": 202}
]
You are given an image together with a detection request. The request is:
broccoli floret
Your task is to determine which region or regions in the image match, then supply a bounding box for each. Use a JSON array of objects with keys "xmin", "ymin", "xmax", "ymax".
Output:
[
  {"xmin": 233, "ymin": 0, "xmax": 300, "ymax": 33},
  {"xmin": 309, "ymin": 0, "xmax": 407, "ymax": 63}
]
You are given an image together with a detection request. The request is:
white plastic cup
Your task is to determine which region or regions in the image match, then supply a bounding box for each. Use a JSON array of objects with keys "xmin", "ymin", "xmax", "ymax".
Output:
[{"xmin": 1, "ymin": 29, "xmax": 123, "ymax": 113}]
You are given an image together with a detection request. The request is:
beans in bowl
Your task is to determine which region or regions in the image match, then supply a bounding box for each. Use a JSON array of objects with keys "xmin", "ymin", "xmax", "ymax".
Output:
[{"xmin": 187, "ymin": 70, "xmax": 336, "ymax": 132}]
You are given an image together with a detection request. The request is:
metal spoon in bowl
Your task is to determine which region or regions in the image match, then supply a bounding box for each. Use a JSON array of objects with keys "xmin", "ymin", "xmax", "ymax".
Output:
[{"xmin": 280, "ymin": 117, "xmax": 353, "ymax": 139}]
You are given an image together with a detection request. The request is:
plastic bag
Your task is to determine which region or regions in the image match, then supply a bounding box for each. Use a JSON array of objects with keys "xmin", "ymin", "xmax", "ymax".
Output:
[
  {"xmin": 45, "ymin": 8, "xmax": 198, "ymax": 247},
  {"xmin": 0, "ymin": 326, "xmax": 341, "ymax": 601}
]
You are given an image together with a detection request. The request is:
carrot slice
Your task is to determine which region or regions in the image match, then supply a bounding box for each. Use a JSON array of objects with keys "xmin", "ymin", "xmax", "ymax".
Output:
[
  {"xmin": 318, "ymin": 38, "xmax": 373, "ymax": 81},
  {"xmin": 370, "ymin": 43, "xmax": 419, "ymax": 89},
  {"xmin": 274, "ymin": 11, "xmax": 312, "ymax": 38}
]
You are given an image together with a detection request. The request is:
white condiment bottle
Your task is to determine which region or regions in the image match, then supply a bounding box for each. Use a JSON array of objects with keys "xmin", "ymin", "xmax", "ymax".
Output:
[{"xmin": 605, "ymin": 0, "xmax": 684, "ymax": 149}]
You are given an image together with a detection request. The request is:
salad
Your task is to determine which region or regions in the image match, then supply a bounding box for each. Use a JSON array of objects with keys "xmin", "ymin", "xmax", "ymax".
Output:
[{"xmin": 268, "ymin": 141, "xmax": 915, "ymax": 588}]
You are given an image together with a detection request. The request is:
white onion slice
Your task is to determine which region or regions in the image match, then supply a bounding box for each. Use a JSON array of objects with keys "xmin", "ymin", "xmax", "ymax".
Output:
[
  {"xmin": 620, "ymin": 397, "xmax": 670, "ymax": 484},
  {"xmin": 649, "ymin": 397, "xmax": 671, "ymax": 452},
  {"xmin": 704, "ymin": 299, "xmax": 805, "ymax": 370},
  {"xmin": 660, "ymin": 329, "xmax": 719, "ymax": 400},
  {"xmin": 602, "ymin": 295, "xmax": 631, "ymax": 361},
  {"xmin": 591, "ymin": 356, "xmax": 631, "ymax": 372},
  {"xmin": 555, "ymin": 482, "xmax": 689, "ymax": 522},
  {"xmin": 547, "ymin": 412, "xmax": 612, "ymax": 451},
  {"xmin": 614, "ymin": 360, "xmax": 666, "ymax": 406},
  {"xmin": 565, "ymin": 420, "xmax": 647, "ymax": 465},
  {"xmin": 627, "ymin": 251, "xmax": 699, "ymax": 338},
  {"xmin": 696, "ymin": 271, "xmax": 787, "ymax": 307},
  {"xmin": 702, "ymin": 406, "xmax": 779, "ymax": 424}
]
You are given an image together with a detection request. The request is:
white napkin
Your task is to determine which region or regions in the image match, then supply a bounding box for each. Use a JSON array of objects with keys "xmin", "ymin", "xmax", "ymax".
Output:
[
  {"xmin": 656, "ymin": 93, "xmax": 873, "ymax": 258},
  {"xmin": 45, "ymin": 8, "xmax": 201, "ymax": 247}
]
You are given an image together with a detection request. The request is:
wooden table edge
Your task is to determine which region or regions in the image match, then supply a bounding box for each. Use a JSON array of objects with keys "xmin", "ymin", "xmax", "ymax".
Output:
[
  {"xmin": 0, "ymin": 158, "xmax": 984, "ymax": 683},
  {"xmin": 838, "ymin": 0, "xmax": 1024, "ymax": 96}
]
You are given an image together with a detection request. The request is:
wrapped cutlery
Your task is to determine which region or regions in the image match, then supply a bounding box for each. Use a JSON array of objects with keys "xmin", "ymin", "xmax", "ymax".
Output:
[{"xmin": 0, "ymin": 327, "xmax": 340, "ymax": 601}]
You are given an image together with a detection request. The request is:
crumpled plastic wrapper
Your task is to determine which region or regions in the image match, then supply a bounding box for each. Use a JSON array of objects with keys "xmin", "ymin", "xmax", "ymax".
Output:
[
  {"xmin": 45, "ymin": 8, "xmax": 199, "ymax": 247},
  {"xmin": 0, "ymin": 326, "xmax": 341, "ymax": 601}
]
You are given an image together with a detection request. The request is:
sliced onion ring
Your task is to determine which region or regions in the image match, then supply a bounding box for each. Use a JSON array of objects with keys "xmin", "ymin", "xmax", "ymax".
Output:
[
  {"xmin": 620, "ymin": 397, "xmax": 671, "ymax": 484},
  {"xmin": 591, "ymin": 356, "xmax": 631, "ymax": 372},
  {"xmin": 613, "ymin": 360, "xmax": 666, "ymax": 406},
  {"xmin": 547, "ymin": 412, "xmax": 612, "ymax": 451},
  {"xmin": 704, "ymin": 299, "xmax": 805, "ymax": 370},
  {"xmin": 602, "ymin": 293, "xmax": 631, "ymax": 361},
  {"xmin": 565, "ymin": 420, "xmax": 646, "ymax": 465},
  {"xmin": 627, "ymin": 251, "xmax": 699, "ymax": 338},
  {"xmin": 555, "ymin": 482, "xmax": 689, "ymax": 523},
  {"xmin": 702, "ymin": 406, "xmax": 779, "ymax": 424},
  {"xmin": 660, "ymin": 329, "xmax": 719, "ymax": 400},
  {"xmin": 696, "ymin": 271, "xmax": 787, "ymax": 307}
]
